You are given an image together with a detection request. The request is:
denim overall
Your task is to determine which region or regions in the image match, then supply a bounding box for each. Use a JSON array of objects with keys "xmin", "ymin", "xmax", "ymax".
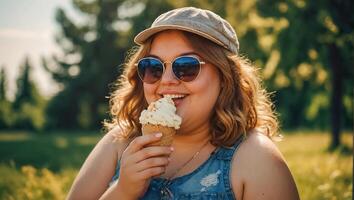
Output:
[{"xmin": 110, "ymin": 137, "xmax": 243, "ymax": 200}]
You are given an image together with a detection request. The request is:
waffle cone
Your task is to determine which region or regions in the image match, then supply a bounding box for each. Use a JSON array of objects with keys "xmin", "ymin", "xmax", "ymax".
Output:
[{"xmin": 142, "ymin": 124, "xmax": 176, "ymax": 146}]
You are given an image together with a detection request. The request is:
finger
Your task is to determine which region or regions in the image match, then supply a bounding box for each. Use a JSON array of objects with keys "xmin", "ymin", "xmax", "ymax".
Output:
[
  {"xmin": 125, "ymin": 133, "xmax": 163, "ymax": 154},
  {"xmin": 137, "ymin": 166, "xmax": 166, "ymax": 180},
  {"xmin": 132, "ymin": 146, "xmax": 173, "ymax": 163},
  {"xmin": 135, "ymin": 157, "xmax": 170, "ymax": 172}
]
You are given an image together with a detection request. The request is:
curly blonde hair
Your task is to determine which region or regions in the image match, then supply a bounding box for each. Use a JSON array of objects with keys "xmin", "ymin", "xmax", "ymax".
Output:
[{"xmin": 104, "ymin": 31, "xmax": 279, "ymax": 147}]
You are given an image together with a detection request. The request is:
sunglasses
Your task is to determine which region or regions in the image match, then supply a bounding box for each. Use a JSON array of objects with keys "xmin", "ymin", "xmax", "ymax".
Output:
[{"xmin": 135, "ymin": 56, "xmax": 205, "ymax": 84}]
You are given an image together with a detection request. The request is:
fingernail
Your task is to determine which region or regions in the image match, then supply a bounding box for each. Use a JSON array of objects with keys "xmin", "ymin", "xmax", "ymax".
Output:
[
  {"xmin": 170, "ymin": 147, "xmax": 174, "ymax": 151},
  {"xmin": 155, "ymin": 133, "xmax": 162, "ymax": 137}
]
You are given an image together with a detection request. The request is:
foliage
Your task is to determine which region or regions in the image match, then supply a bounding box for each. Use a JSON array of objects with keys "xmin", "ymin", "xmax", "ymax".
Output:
[
  {"xmin": 166, "ymin": 0, "xmax": 353, "ymax": 148},
  {"xmin": 0, "ymin": 0, "xmax": 351, "ymax": 147},
  {"xmin": 43, "ymin": 0, "xmax": 130, "ymax": 129},
  {"xmin": 0, "ymin": 100, "xmax": 14, "ymax": 128},
  {"xmin": 16, "ymin": 166, "xmax": 66, "ymax": 200},
  {"xmin": 0, "ymin": 67, "xmax": 15, "ymax": 128},
  {"xmin": 14, "ymin": 102, "xmax": 46, "ymax": 131},
  {"xmin": 12, "ymin": 57, "xmax": 46, "ymax": 131},
  {"xmin": 255, "ymin": 0, "xmax": 353, "ymax": 130},
  {"xmin": 0, "ymin": 164, "xmax": 76, "ymax": 200},
  {"xmin": 0, "ymin": 58, "xmax": 46, "ymax": 131},
  {"xmin": 0, "ymin": 67, "xmax": 6, "ymax": 101},
  {"xmin": 0, "ymin": 131, "xmax": 352, "ymax": 199}
]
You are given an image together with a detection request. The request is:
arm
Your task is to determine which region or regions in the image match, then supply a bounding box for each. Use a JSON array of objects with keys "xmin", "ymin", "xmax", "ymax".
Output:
[
  {"xmin": 231, "ymin": 131, "xmax": 300, "ymax": 200},
  {"xmin": 66, "ymin": 128, "xmax": 124, "ymax": 200},
  {"xmin": 99, "ymin": 133, "xmax": 172, "ymax": 199},
  {"xmin": 67, "ymin": 130, "xmax": 173, "ymax": 200}
]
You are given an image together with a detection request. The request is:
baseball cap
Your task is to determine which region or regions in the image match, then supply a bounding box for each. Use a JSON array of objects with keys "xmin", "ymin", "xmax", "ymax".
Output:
[{"xmin": 134, "ymin": 7, "xmax": 239, "ymax": 54}]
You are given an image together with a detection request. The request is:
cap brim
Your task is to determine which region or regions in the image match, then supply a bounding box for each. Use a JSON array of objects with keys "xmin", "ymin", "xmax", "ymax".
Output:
[{"xmin": 134, "ymin": 25, "xmax": 226, "ymax": 48}]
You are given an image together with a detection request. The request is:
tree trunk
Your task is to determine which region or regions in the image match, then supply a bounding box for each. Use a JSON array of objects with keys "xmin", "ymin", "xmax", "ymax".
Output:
[{"xmin": 329, "ymin": 43, "xmax": 342, "ymax": 149}]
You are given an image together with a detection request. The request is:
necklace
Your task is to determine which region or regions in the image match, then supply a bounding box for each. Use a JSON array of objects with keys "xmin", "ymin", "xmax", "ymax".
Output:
[
  {"xmin": 160, "ymin": 140, "xmax": 210, "ymax": 199},
  {"xmin": 167, "ymin": 139, "xmax": 210, "ymax": 180}
]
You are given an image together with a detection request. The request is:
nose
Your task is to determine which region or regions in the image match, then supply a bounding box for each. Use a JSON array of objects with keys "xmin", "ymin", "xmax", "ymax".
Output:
[{"xmin": 160, "ymin": 63, "xmax": 179, "ymax": 85}]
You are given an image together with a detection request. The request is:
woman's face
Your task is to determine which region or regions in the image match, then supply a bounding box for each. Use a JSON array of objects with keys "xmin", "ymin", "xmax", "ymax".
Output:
[{"xmin": 143, "ymin": 30, "xmax": 221, "ymax": 133}]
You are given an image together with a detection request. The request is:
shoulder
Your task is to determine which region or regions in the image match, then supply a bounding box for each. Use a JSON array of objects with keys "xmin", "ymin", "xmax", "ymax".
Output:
[
  {"xmin": 237, "ymin": 130, "xmax": 285, "ymax": 164},
  {"xmin": 104, "ymin": 126, "xmax": 131, "ymax": 157},
  {"xmin": 66, "ymin": 127, "xmax": 131, "ymax": 200},
  {"xmin": 80, "ymin": 126, "xmax": 131, "ymax": 172},
  {"xmin": 232, "ymin": 130, "xmax": 286, "ymax": 179},
  {"xmin": 230, "ymin": 130, "xmax": 299, "ymax": 200}
]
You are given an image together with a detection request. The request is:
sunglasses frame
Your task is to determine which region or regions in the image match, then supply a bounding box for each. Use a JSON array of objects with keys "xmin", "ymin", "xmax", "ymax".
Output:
[{"xmin": 135, "ymin": 55, "xmax": 205, "ymax": 84}]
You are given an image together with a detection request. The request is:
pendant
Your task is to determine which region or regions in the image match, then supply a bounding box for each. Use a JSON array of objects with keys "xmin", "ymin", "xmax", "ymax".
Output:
[
  {"xmin": 160, "ymin": 187, "xmax": 174, "ymax": 199},
  {"xmin": 160, "ymin": 180, "xmax": 173, "ymax": 199}
]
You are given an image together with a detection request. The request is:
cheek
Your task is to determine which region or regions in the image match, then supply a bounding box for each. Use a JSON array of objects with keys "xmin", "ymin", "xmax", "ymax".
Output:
[
  {"xmin": 143, "ymin": 84, "xmax": 157, "ymax": 104},
  {"xmin": 196, "ymin": 79, "xmax": 220, "ymax": 108},
  {"xmin": 185, "ymin": 69, "xmax": 221, "ymax": 115},
  {"xmin": 197, "ymin": 67, "xmax": 221, "ymax": 101}
]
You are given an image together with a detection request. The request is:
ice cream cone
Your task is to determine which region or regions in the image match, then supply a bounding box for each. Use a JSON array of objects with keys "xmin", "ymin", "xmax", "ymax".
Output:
[
  {"xmin": 142, "ymin": 124, "xmax": 176, "ymax": 146},
  {"xmin": 139, "ymin": 96, "xmax": 181, "ymax": 146}
]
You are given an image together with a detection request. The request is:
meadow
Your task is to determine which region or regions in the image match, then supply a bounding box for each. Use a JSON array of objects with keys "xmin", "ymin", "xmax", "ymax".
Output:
[{"xmin": 0, "ymin": 130, "xmax": 352, "ymax": 200}]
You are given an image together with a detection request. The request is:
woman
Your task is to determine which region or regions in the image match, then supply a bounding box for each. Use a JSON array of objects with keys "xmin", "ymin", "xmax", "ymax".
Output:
[{"xmin": 67, "ymin": 7, "xmax": 299, "ymax": 200}]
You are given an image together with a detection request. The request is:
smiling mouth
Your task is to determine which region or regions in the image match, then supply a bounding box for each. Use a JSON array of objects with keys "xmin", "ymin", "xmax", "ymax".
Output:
[{"xmin": 163, "ymin": 94, "xmax": 187, "ymax": 106}]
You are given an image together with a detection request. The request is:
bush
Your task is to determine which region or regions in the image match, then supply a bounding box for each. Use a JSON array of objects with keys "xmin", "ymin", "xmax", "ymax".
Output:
[
  {"xmin": 0, "ymin": 100, "xmax": 15, "ymax": 128},
  {"xmin": 0, "ymin": 165, "xmax": 75, "ymax": 200}
]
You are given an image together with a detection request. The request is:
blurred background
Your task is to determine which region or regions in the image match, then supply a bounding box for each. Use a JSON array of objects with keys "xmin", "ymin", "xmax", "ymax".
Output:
[{"xmin": 0, "ymin": 0, "xmax": 352, "ymax": 199}]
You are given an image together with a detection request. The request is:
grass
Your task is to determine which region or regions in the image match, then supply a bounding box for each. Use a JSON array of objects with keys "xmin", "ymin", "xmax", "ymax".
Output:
[
  {"xmin": 276, "ymin": 131, "xmax": 352, "ymax": 200},
  {"xmin": 0, "ymin": 130, "xmax": 100, "ymax": 171},
  {"xmin": 0, "ymin": 130, "xmax": 352, "ymax": 199}
]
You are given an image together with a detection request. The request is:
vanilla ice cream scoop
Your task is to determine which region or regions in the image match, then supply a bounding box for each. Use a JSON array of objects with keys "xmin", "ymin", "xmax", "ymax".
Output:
[
  {"xmin": 139, "ymin": 96, "xmax": 182, "ymax": 146},
  {"xmin": 139, "ymin": 96, "xmax": 182, "ymax": 129}
]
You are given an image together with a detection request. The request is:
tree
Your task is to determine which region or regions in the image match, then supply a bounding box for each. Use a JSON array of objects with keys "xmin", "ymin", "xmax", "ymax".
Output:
[
  {"xmin": 14, "ymin": 57, "xmax": 36, "ymax": 109},
  {"xmin": 167, "ymin": 1, "xmax": 353, "ymax": 148},
  {"xmin": 43, "ymin": 0, "xmax": 126, "ymax": 129},
  {"xmin": 13, "ymin": 57, "xmax": 45, "ymax": 130},
  {"xmin": 0, "ymin": 67, "xmax": 6, "ymax": 101},
  {"xmin": 256, "ymin": 0, "xmax": 354, "ymax": 148},
  {"xmin": 44, "ymin": 0, "xmax": 175, "ymax": 130},
  {"xmin": 44, "ymin": 0, "xmax": 352, "ymax": 136},
  {"xmin": 0, "ymin": 66, "xmax": 14, "ymax": 128}
]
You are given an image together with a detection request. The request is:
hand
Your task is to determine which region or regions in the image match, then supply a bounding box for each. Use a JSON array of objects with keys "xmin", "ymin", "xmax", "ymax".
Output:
[{"xmin": 116, "ymin": 133, "xmax": 173, "ymax": 199}]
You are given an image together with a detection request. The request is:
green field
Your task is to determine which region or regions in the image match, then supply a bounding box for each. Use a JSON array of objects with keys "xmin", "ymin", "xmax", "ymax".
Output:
[{"xmin": 0, "ymin": 130, "xmax": 352, "ymax": 200}]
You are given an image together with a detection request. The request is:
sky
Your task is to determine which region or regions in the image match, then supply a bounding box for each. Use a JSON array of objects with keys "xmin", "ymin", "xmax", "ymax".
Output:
[{"xmin": 0, "ymin": 0, "xmax": 79, "ymax": 99}]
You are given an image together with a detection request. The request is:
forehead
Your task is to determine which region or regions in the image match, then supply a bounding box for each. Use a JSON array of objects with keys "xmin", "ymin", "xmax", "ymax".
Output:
[{"xmin": 149, "ymin": 30, "xmax": 197, "ymax": 58}]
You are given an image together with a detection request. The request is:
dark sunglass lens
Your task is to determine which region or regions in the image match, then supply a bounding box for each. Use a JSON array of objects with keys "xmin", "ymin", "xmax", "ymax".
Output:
[
  {"xmin": 137, "ymin": 58, "xmax": 163, "ymax": 83},
  {"xmin": 173, "ymin": 57, "xmax": 200, "ymax": 82}
]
